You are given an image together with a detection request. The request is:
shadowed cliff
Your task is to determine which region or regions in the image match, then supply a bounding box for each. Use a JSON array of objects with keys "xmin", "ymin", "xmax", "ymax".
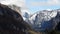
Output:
[{"xmin": 0, "ymin": 3, "xmax": 31, "ymax": 34}]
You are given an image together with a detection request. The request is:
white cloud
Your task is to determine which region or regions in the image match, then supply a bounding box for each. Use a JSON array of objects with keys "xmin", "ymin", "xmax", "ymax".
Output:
[
  {"xmin": 0, "ymin": 0, "xmax": 30, "ymax": 13},
  {"xmin": 0, "ymin": 0, "xmax": 26, "ymax": 8},
  {"xmin": 31, "ymin": 0, "xmax": 60, "ymax": 6}
]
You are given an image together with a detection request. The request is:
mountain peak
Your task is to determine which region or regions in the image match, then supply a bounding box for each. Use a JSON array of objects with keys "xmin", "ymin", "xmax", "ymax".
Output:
[{"xmin": 25, "ymin": 9, "xmax": 60, "ymax": 32}]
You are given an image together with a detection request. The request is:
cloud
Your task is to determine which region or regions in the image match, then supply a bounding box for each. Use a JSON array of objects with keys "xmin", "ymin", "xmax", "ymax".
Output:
[
  {"xmin": 0, "ymin": 0, "xmax": 31, "ymax": 14},
  {"xmin": 0, "ymin": 0, "xmax": 26, "ymax": 7},
  {"xmin": 31, "ymin": 0, "xmax": 60, "ymax": 6}
]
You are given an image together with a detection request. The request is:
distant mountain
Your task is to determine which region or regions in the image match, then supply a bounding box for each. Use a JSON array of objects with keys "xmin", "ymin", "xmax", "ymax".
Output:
[
  {"xmin": 26, "ymin": 9, "xmax": 60, "ymax": 32},
  {"xmin": 7, "ymin": 4, "xmax": 60, "ymax": 32},
  {"xmin": 21, "ymin": 9, "xmax": 30, "ymax": 20}
]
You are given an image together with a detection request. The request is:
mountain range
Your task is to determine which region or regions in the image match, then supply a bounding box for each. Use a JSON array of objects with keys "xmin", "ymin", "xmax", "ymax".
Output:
[{"xmin": 8, "ymin": 5, "xmax": 60, "ymax": 32}]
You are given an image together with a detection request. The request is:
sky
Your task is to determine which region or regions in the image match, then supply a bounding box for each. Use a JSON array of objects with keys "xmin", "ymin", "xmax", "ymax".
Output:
[
  {"xmin": 0, "ymin": 0, "xmax": 60, "ymax": 14},
  {"xmin": 26, "ymin": 0, "xmax": 60, "ymax": 13}
]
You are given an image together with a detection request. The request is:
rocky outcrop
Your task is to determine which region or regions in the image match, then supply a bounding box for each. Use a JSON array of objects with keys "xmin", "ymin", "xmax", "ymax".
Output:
[{"xmin": 0, "ymin": 3, "xmax": 31, "ymax": 34}]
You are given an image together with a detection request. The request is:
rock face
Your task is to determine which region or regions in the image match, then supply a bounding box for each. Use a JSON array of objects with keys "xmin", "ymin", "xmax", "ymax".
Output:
[
  {"xmin": 0, "ymin": 4, "xmax": 31, "ymax": 34},
  {"xmin": 25, "ymin": 10, "xmax": 60, "ymax": 32},
  {"xmin": 55, "ymin": 10, "xmax": 60, "ymax": 30},
  {"xmin": 29, "ymin": 11, "xmax": 57, "ymax": 31}
]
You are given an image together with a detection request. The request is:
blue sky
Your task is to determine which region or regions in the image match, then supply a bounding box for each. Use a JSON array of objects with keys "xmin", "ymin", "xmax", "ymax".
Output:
[
  {"xmin": 26, "ymin": 0, "xmax": 60, "ymax": 13},
  {"xmin": 0, "ymin": 0, "xmax": 60, "ymax": 14}
]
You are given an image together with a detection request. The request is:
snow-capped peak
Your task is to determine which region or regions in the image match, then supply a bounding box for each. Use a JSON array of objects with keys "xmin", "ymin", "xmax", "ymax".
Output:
[
  {"xmin": 21, "ymin": 9, "xmax": 30, "ymax": 15},
  {"xmin": 25, "ymin": 9, "xmax": 60, "ymax": 32},
  {"xmin": 21, "ymin": 9, "xmax": 31, "ymax": 20},
  {"xmin": 29, "ymin": 14, "xmax": 37, "ymax": 20},
  {"xmin": 38, "ymin": 10, "xmax": 57, "ymax": 21},
  {"xmin": 50, "ymin": 11, "xmax": 57, "ymax": 18}
]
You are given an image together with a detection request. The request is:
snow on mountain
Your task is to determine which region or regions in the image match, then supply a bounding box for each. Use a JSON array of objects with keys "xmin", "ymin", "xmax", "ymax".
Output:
[
  {"xmin": 4, "ymin": 4, "xmax": 60, "ymax": 32},
  {"xmin": 21, "ymin": 9, "xmax": 30, "ymax": 20},
  {"xmin": 29, "ymin": 10, "xmax": 57, "ymax": 25},
  {"xmin": 7, "ymin": 4, "xmax": 60, "ymax": 32},
  {"xmin": 26, "ymin": 9, "xmax": 60, "ymax": 32}
]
